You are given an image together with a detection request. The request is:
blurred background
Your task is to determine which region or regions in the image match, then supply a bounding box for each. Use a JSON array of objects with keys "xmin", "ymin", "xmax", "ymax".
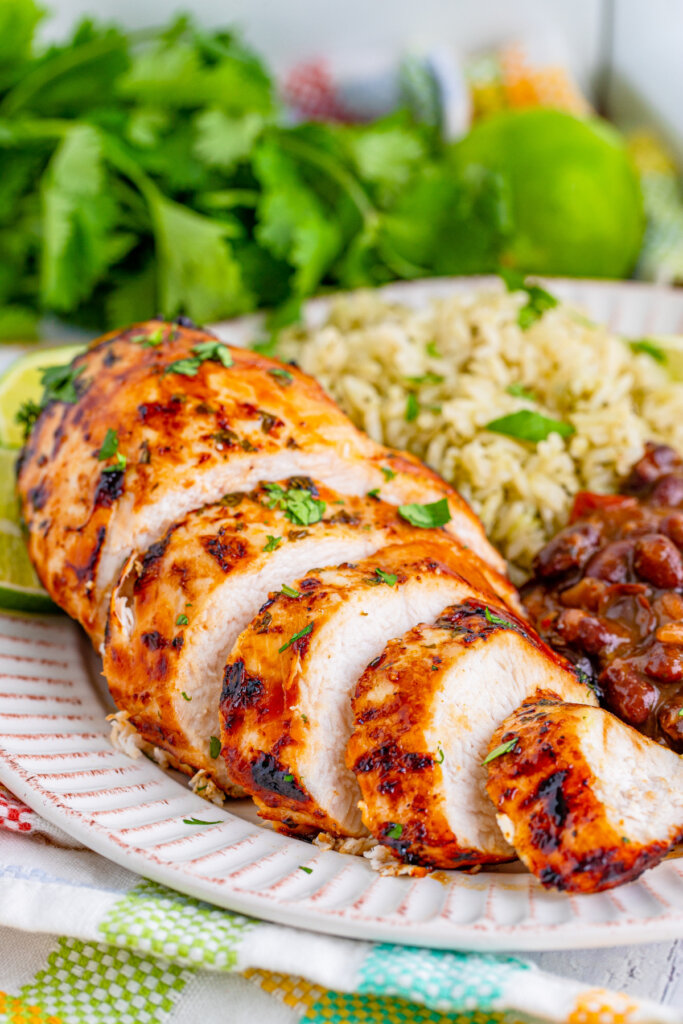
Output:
[{"xmin": 1, "ymin": 0, "xmax": 681, "ymax": 340}]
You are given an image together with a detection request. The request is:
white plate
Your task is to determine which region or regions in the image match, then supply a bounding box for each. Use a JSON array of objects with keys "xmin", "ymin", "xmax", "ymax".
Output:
[{"xmin": 2, "ymin": 278, "xmax": 683, "ymax": 952}]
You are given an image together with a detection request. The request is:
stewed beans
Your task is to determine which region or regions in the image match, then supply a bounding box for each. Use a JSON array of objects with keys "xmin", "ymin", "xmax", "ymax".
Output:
[{"xmin": 523, "ymin": 443, "xmax": 683, "ymax": 751}]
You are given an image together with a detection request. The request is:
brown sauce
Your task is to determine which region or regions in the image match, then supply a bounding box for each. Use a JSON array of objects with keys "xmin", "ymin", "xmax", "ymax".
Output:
[{"xmin": 523, "ymin": 443, "xmax": 683, "ymax": 751}]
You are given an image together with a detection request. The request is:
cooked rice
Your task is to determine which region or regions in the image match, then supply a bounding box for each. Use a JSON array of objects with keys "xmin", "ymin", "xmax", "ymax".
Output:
[{"xmin": 280, "ymin": 285, "xmax": 683, "ymax": 582}]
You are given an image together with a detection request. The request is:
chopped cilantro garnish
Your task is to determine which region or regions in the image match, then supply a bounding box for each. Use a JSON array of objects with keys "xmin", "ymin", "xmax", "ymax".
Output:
[
  {"xmin": 165, "ymin": 357, "xmax": 201, "ymax": 377},
  {"xmin": 404, "ymin": 372, "xmax": 444, "ymax": 386},
  {"xmin": 299, "ymin": 865, "xmax": 313, "ymax": 874},
  {"xmin": 264, "ymin": 483, "xmax": 326, "ymax": 526},
  {"xmin": 98, "ymin": 428, "xmax": 119, "ymax": 461},
  {"xmin": 375, "ymin": 568, "xmax": 397, "ymax": 587},
  {"xmin": 436, "ymin": 746, "xmax": 444, "ymax": 764},
  {"xmin": 263, "ymin": 535, "xmax": 282, "ymax": 552},
  {"xmin": 40, "ymin": 363, "xmax": 85, "ymax": 405},
  {"xmin": 678, "ymin": 708, "xmax": 683, "ymax": 718},
  {"xmin": 484, "ymin": 607, "xmax": 514, "ymax": 628},
  {"xmin": 381, "ymin": 466, "xmax": 396, "ymax": 481},
  {"xmin": 279, "ymin": 622, "xmax": 313, "ymax": 653},
  {"xmin": 281, "ymin": 584, "xmax": 300, "ymax": 598},
  {"xmin": 131, "ymin": 328, "xmax": 164, "ymax": 347},
  {"xmin": 367, "ymin": 488, "xmax": 380, "ymax": 499},
  {"xmin": 426, "ymin": 341, "xmax": 440, "ymax": 357},
  {"xmin": 267, "ymin": 367, "xmax": 293, "ymax": 385},
  {"xmin": 398, "ymin": 498, "xmax": 451, "ymax": 529},
  {"xmin": 485, "ymin": 410, "xmax": 574, "ymax": 443},
  {"xmin": 16, "ymin": 399, "xmax": 42, "ymax": 439},
  {"xmin": 283, "ymin": 773, "xmax": 294, "ymax": 782},
  {"xmin": 165, "ymin": 341, "xmax": 233, "ymax": 376},
  {"xmin": 386, "ymin": 823, "xmax": 403, "ymax": 839},
  {"xmin": 176, "ymin": 614, "xmax": 189, "ymax": 626},
  {"xmin": 301, "ymin": 713, "xmax": 308, "ymax": 723},
  {"xmin": 209, "ymin": 736, "xmax": 221, "ymax": 758},
  {"xmin": 630, "ymin": 339, "xmax": 666, "ymax": 363},
  {"xmin": 183, "ymin": 817, "xmax": 222, "ymax": 826},
  {"xmin": 99, "ymin": 429, "xmax": 127, "ymax": 473},
  {"xmin": 181, "ymin": 691, "xmax": 192, "ymax": 701},
  {"xmin": 482, "ymin": 738, "xmax": 518, "ymax": 766},
  {"xmin": 405, "ymin": 392, "xmax": 419, "ymax": 422},
  {"xmin": 500, "ymin": 269, "xmax": 558, "ymax": 329},
  {"xmin": 102, "ymin": 451, "xmax": 127, "ymax": 473},
  {"xmin": 192, "ymin": 340, "xmax": 233, "ymax": 367},
  {"xmin": 506, "ymin": 383, "xmax": 536, "ymax": 401}
]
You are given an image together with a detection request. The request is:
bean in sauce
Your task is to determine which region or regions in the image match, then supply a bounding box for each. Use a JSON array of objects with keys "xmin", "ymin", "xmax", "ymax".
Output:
[{"xmin": 523, "ymin": 442, "xmax": 683, "ymax": 751}]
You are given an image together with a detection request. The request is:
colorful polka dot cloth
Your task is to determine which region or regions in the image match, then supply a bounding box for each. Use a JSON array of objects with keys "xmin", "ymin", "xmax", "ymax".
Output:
[{"xmin": 0, "ymin": 784, "xmax": 679, "ymax": 1024}]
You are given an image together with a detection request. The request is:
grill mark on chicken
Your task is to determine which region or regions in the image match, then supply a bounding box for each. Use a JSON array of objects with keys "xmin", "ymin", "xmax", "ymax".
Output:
[
  {"xmin": 250, "ymin": 752, "xmax": 309, "ymax": 804},
  {"xmin": 70, "ymin": 524, "xmax": 106, "ymax": 588},
  {"xmin": 28, "ymin": 482, "xmax": 49, "ymax": 511},
  {"xmin": 94, "ymin": 468, "xmax": 125, "ymax": 508},
  {"xmin": 201, "ymin": 530, "xmax": 249, "ymax": 573},
  {"xmin": 220, "ymin": 660, "xmax": 264, "ymax": 726}
]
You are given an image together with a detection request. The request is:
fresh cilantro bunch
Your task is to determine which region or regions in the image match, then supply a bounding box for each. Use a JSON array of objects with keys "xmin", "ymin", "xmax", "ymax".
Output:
[{"xmin": 0, "ymin": 0, "xmax": 513, "ymax": 338}]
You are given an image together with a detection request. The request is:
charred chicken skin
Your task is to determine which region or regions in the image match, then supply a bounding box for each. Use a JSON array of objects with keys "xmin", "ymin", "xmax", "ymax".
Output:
[
  {"xmin": 18, "ymin": 320, "xmax": 503, "ymax": 643},
  {"xmin": 485, "ymin": 696, "xmax": 683, "ymax": 893},
  {"xmin": 524, "ymin": 443, "xmax": 683, "ymax": 751},
  {"xmin": 347, "ymin": 602, "xmax": 596, "ymax": 869}
]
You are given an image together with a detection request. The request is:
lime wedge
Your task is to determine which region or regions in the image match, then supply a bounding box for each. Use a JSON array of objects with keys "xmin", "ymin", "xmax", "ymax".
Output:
[
  {"xmin": 0, "ymin": 343, "xmax": 86, "ymax": 448},
  {"xmin": 0, "ymin": 446, "xmax": 56, "ymax": 612}
]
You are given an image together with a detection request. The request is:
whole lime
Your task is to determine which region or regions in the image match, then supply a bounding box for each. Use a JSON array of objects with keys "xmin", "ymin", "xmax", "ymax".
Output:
[{"xmin": 450, "ymin": 109, "xmax": 644, "ymax": 278}]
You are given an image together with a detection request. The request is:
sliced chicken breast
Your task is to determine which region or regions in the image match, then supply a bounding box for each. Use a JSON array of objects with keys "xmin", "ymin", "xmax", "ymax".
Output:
[
  {"xmin": 103, "ymin": 481, "xmax": 425, "ymax": 794},
  {"xmin": 485, "ymin": 697, "xmax": 683, "ymax": 893},
  {"xmin": 219, "ymin": 539, "xmax": 511, "ymax": 838},
  {"xmin": 18, "ymin": 320, "xmax": 503, "ymax": 642},
  {"xmin": 347, "ymin": 601, "xmax": 596, "ymax": 869}
]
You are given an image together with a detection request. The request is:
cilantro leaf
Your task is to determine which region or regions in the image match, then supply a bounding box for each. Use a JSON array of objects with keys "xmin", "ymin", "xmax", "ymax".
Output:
[
  {"xmin": 386, "ymin": 823, "xmax": 403, "ymax": 839},
  {"xmin": 41, "ymin": 126, "xmax": 118, "ymax": 312},
  {"xmin": 381, "ymin": 466, "xmax": 396, "ymax": 481},
  {"xmin": 484, "ymin": 607, "xmax": 514, "ymax": 628},
  {"xmin": 299, "ymin": 865, "xmax": 313, "ymax": 874},
  {"xmin": 176, "ymin": 613, "xmax": 189, "ymax": 626},
  {"xmin": 506, "ymin": 383, "xmax": 536, "ymax": 401},
  {"xmin": 40, "ymin": 363, "xmax": 85, "ymax": 405},
  {"xmin": 630, "ymin": 339, "xmax": 666, "ymax": 363},
  {"xmin": 150, "ymin": 194, "xmax": 253, "ymax": 323},
  {"xmin": 278, "ymin": 622, "xmax": 313, "ymax": 653},
  {"xmin": 98, "ymin": 428, "xmax": 119, "ymax": 460},
  {"xmin": 183, "ymin": 817, "xmax": 222, "ymax": 826},
  {"xmin": 485, "ymin": 410, "xmax": 574, "ymax": 443},
  {"xmin": 281, "ymin": 584, "xmax": 300, "ymax": 598},
  {"xmin": 254, "ymin": 137, "xmax": 342, "ymax": 295},
  {"xmin": 398, "ymin": 499, "xmax": 451, "ymax": 529},
  {"xmin": 263, "ymin": 535, "xmax": 282, "ymax": 552},
  {"xmin": 500, "ymin": 269, "xmax": 558, "ymax": 329},
  {"xmin": 405, "ymin": 393, "xmax": 419, "ymax": 422},
  {"xmin": 209, "ymin": 735, "xmax": 221, "ymax": 758},
  {"xmin": 267, "ymin": 368, "xmax": 293, "ymax": 386},
  {"xmin": 15, "ymin": 399, "xmax": 41, "ymax": 440},
  {"xmin": 374, "ymin": 568, "xmax": 397, "ymax": 587},
  {"xmin": 482, "ymin": 738, "xmax": 518, "ymax": 766},
  {"xmin": 264, "ymin": 483, "xmax": 326, "ymax": 526},
  {"xmin": 194, "ymin": 109, "xmax": 266, "ymax": 172},
  {"xmin": 192, "ymin": 340, "xmax": 233, "ymax": 367}
]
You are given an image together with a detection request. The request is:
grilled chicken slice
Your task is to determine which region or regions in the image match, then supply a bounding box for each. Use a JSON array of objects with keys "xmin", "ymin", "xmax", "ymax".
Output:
[
  {"xmin": 347, "ymin": 603, "xmax": 596, "ymax": 869},
  {"xmin": 219, "ymin": 539, "xmax": 512, "ymax": 838},
  {"xmin": 103, "ymin": 481, "xmax": 430, "ymax": 794},
  {"xmin": 485, "ymin": 697, "xmax": 683, "ymax": 893},
  {"xmin": 18, "ymin": 320, "xmax": 503, "ymax": 642}
]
